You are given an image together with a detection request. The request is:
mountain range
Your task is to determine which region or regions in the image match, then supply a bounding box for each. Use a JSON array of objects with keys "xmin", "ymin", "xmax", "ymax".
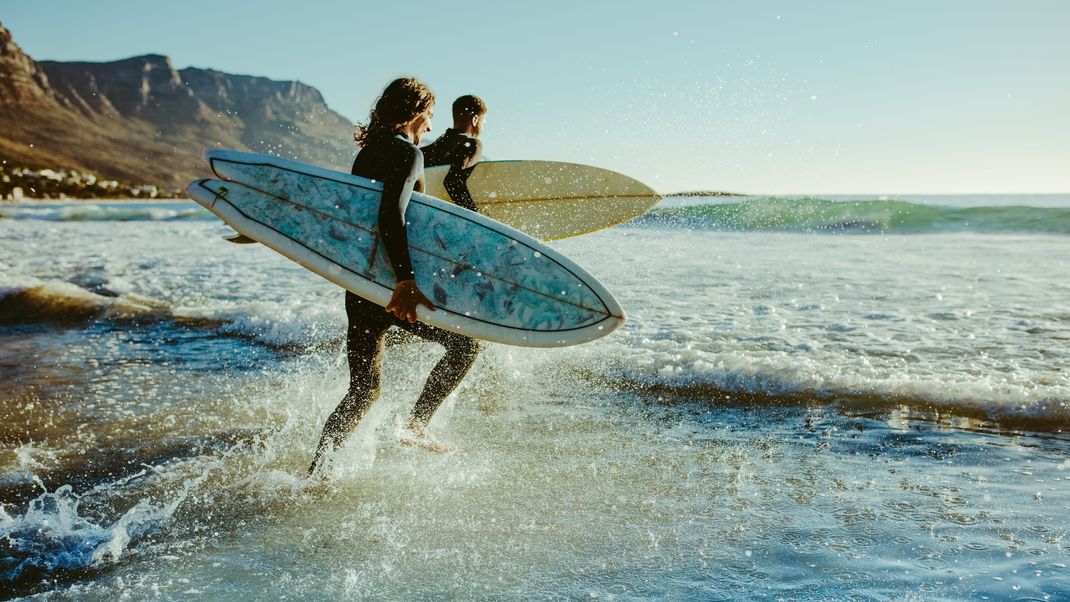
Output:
[{"xmin": 0, "ymin": 22, "xmax": 355, "ymax": 189}]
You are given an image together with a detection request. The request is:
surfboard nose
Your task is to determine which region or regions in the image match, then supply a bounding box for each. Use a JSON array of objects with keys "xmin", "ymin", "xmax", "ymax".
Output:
[
  {"xmin": 185, "ymin": 178, "xmax": 207, "ymax": 201},
  {"xmin": 203, "ymin": 149, "xmax": 227, "ymax": 178},
  {"xmin": 185, "ymin": 178, "xmax": 227, "ymax": 209}
]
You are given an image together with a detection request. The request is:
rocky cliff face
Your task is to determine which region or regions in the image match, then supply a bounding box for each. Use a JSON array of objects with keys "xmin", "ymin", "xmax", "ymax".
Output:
[
  {"xmin": 0, "ymin": 22, "xmax": 355, "ymax": 188},
  {"xmin": 179, "ymin": 67, "xmax": 355, "ymax": 168},
  {"xmin": 41, "ymin": 54, "xmax": 209, "ymax": 124},
  {"xmin": 0, "ymin": 23, "xmax": 55, "ymax": 106}
]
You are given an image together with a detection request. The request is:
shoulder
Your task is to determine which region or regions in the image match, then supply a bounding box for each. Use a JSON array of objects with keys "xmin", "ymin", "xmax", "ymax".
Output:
[
  {"xmin": 457, "ymin": 135, "xmax": 482, "ymax": 165},
  {"xmin": 384, "ymin": 136, "xmax": 422, "ymax": 168},
  {"xmin": 383, "ymin": 134, "xmax": 418, "ymax": 154}
]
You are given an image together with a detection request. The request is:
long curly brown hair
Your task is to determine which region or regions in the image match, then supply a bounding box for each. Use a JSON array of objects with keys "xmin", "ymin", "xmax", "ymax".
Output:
[{"xmin": 354, "ymin": 77, "xmax": 435, "ymax": 148}]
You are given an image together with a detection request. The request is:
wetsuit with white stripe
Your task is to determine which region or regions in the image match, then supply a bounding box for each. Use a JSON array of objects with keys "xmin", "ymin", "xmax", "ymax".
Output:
[{"xmin": 309, "ymin": 133, "xmax": 479, "ymax": 473}]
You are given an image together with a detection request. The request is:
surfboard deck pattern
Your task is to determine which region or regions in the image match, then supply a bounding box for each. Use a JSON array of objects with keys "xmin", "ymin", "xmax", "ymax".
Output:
[
  {"xmin": 424, "ymin": 160, "xmax": 661, "ymax": 240},
  {"xmin": 193, "ymin": 151, "xmax": 626, "ymax": 347}
]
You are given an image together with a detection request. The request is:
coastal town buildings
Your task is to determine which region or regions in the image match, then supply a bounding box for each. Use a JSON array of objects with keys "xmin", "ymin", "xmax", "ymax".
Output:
[{"xmin": 0, "ymin": 163, "xmax": 176, "ymax": 200}]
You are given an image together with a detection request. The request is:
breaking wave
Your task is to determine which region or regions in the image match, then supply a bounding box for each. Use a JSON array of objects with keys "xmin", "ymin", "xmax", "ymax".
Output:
[
  {"xmin": 637, "ymin": 197, "xmax": 1070, "ymax": 235},
  {"xmin": 0, "ymin": 281, "xmax": 342, "ymax": 348},
  {"xmin": 559, "ymin": 336, "xmax": 1070, "ymax": 430}
]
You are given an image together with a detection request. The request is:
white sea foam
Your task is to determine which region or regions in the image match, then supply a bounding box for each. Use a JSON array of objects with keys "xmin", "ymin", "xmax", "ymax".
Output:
[
  {"xmin": 552, "ymin": 333, "xmax": 1070, "ymax": 421},
  {"xmin": 545, "ymin": 226, "xmax": 1070, "ymax": 423},
  {"xmin": 0, "ymin": 481, "xmax": 191, "ymax": 581},
  {"xmin": 174, "ymin": 300, "xmax": 343, "ymax": 347},
  {"xmin": 2, "ymin": 201, "xmax": 1068, "ymax": 423}
]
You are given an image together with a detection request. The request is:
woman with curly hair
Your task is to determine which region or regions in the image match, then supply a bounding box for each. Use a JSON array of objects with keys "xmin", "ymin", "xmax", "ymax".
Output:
[{"xmin": 309, "ymin": 77, "xmax": 480, "ymax": 477}]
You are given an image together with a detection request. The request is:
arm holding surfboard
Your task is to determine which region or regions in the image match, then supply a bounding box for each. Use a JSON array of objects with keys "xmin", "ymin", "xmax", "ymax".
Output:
[
  {"xmin": 366, "ymin": 130, "xmax": 435, "ymax": 324},
  {"xmin": 440, "ymin": 139, "xmax": 481, "ymax": 211}
]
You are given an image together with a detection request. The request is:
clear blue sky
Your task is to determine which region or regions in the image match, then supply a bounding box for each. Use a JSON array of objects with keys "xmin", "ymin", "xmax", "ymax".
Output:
[{"xmin": 4, "ymin": 0, "xmax": 1068, "ymax": 194}]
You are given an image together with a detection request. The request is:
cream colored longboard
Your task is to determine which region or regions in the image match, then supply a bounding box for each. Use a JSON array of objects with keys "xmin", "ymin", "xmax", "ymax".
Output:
[{"xmin": 424, "ymin": 160, "xmax": 660, "ymax": 240}]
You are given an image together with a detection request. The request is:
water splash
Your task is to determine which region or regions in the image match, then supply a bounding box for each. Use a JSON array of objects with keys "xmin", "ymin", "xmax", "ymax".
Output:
[{"xmin": 1, "ymin": 472, "xmax": 206, "ymax": 584}]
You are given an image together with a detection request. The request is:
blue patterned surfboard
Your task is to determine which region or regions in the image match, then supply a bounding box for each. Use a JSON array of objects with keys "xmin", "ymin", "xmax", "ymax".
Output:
[{"xmin": 187, "ymin": 151, "xmax": 625, "ymax": 347}]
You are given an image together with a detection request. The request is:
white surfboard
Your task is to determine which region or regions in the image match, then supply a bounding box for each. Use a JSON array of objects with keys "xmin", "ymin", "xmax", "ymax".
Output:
[
  {"xmin": 193, "ymin": 151, "xmax": 626, "ymax": 347},
  {"xmin": 424, "ymin": 160, "xmax": 661, "ymax": 240}
]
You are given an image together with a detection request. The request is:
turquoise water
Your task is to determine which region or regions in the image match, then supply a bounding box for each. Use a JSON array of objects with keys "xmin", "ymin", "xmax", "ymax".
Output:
[
  {"xmin": 1, "ymin": 195, "xmax": 1069, "ymax": 599},
  {"xmin": 639, "ymin": 194, "xmax": 1070, "ymax": 234}
]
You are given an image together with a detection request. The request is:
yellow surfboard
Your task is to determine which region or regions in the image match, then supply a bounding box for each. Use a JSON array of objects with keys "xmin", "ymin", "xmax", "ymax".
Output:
[{"xmin": 424, "ymin": 160, "xmax": 661, "ymax": 240}]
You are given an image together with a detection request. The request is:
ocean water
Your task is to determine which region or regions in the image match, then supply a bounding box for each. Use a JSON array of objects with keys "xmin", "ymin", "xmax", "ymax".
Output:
[{"xmin": 1, "ymin": 195, "xmax": 1068, "ymax": 599}]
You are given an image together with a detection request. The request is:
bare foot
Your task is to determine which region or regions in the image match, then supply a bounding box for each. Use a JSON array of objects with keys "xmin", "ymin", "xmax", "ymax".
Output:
[{"xmin": 400, "ymin": 422, "xmax": 455, "ymax": 454}]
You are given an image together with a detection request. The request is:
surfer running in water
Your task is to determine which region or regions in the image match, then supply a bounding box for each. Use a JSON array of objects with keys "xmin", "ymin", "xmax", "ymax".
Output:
[
  {"xmin": 420, "ymin": 95, "xmax": 487, "ymax": 210},
  {"xmin": 308, "ymin": 77, "xmax": 480, "ymax": 477}
]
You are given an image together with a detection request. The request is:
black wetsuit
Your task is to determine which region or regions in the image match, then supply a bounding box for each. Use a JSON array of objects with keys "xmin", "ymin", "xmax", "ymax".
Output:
[
  {"xmin": 309, "ymin": 134, "xmax": 479, "ymax": 472},
  {"xmin": 421, "ymin": 128, "xmax": 482, "ymax": 212}
]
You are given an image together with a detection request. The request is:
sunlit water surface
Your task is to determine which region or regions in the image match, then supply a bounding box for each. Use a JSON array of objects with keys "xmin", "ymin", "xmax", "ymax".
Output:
[{"xmin": 1, "ymin": 196, "xmax": 1068, "ymax": 599}]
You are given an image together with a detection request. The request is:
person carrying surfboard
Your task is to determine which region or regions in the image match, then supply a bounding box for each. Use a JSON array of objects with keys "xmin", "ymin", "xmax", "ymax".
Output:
[
  {"xmin": 308, "ymin": 77, "xmax": 480, "ymax": 477},
  {"xmin": 420, "ymin": 95, "xmax": 487, "ymax": 211}
]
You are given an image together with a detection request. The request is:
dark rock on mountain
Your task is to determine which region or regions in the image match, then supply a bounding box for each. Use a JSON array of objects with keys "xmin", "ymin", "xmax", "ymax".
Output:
[{"xmin": 0, "ymin": 22, "xmax": 55, "ymax": 106}]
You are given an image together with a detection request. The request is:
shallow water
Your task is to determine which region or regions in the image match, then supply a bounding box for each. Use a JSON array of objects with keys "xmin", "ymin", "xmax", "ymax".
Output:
[{"xmin": 1, "ymin": 196, "xmax": 1069, "ymax": 599}]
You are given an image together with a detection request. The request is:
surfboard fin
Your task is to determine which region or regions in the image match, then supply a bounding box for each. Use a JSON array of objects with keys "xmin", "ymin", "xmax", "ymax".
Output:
[{"xmin": 223, "ymin": 232, "xmax": 258, "ymax": 244}]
